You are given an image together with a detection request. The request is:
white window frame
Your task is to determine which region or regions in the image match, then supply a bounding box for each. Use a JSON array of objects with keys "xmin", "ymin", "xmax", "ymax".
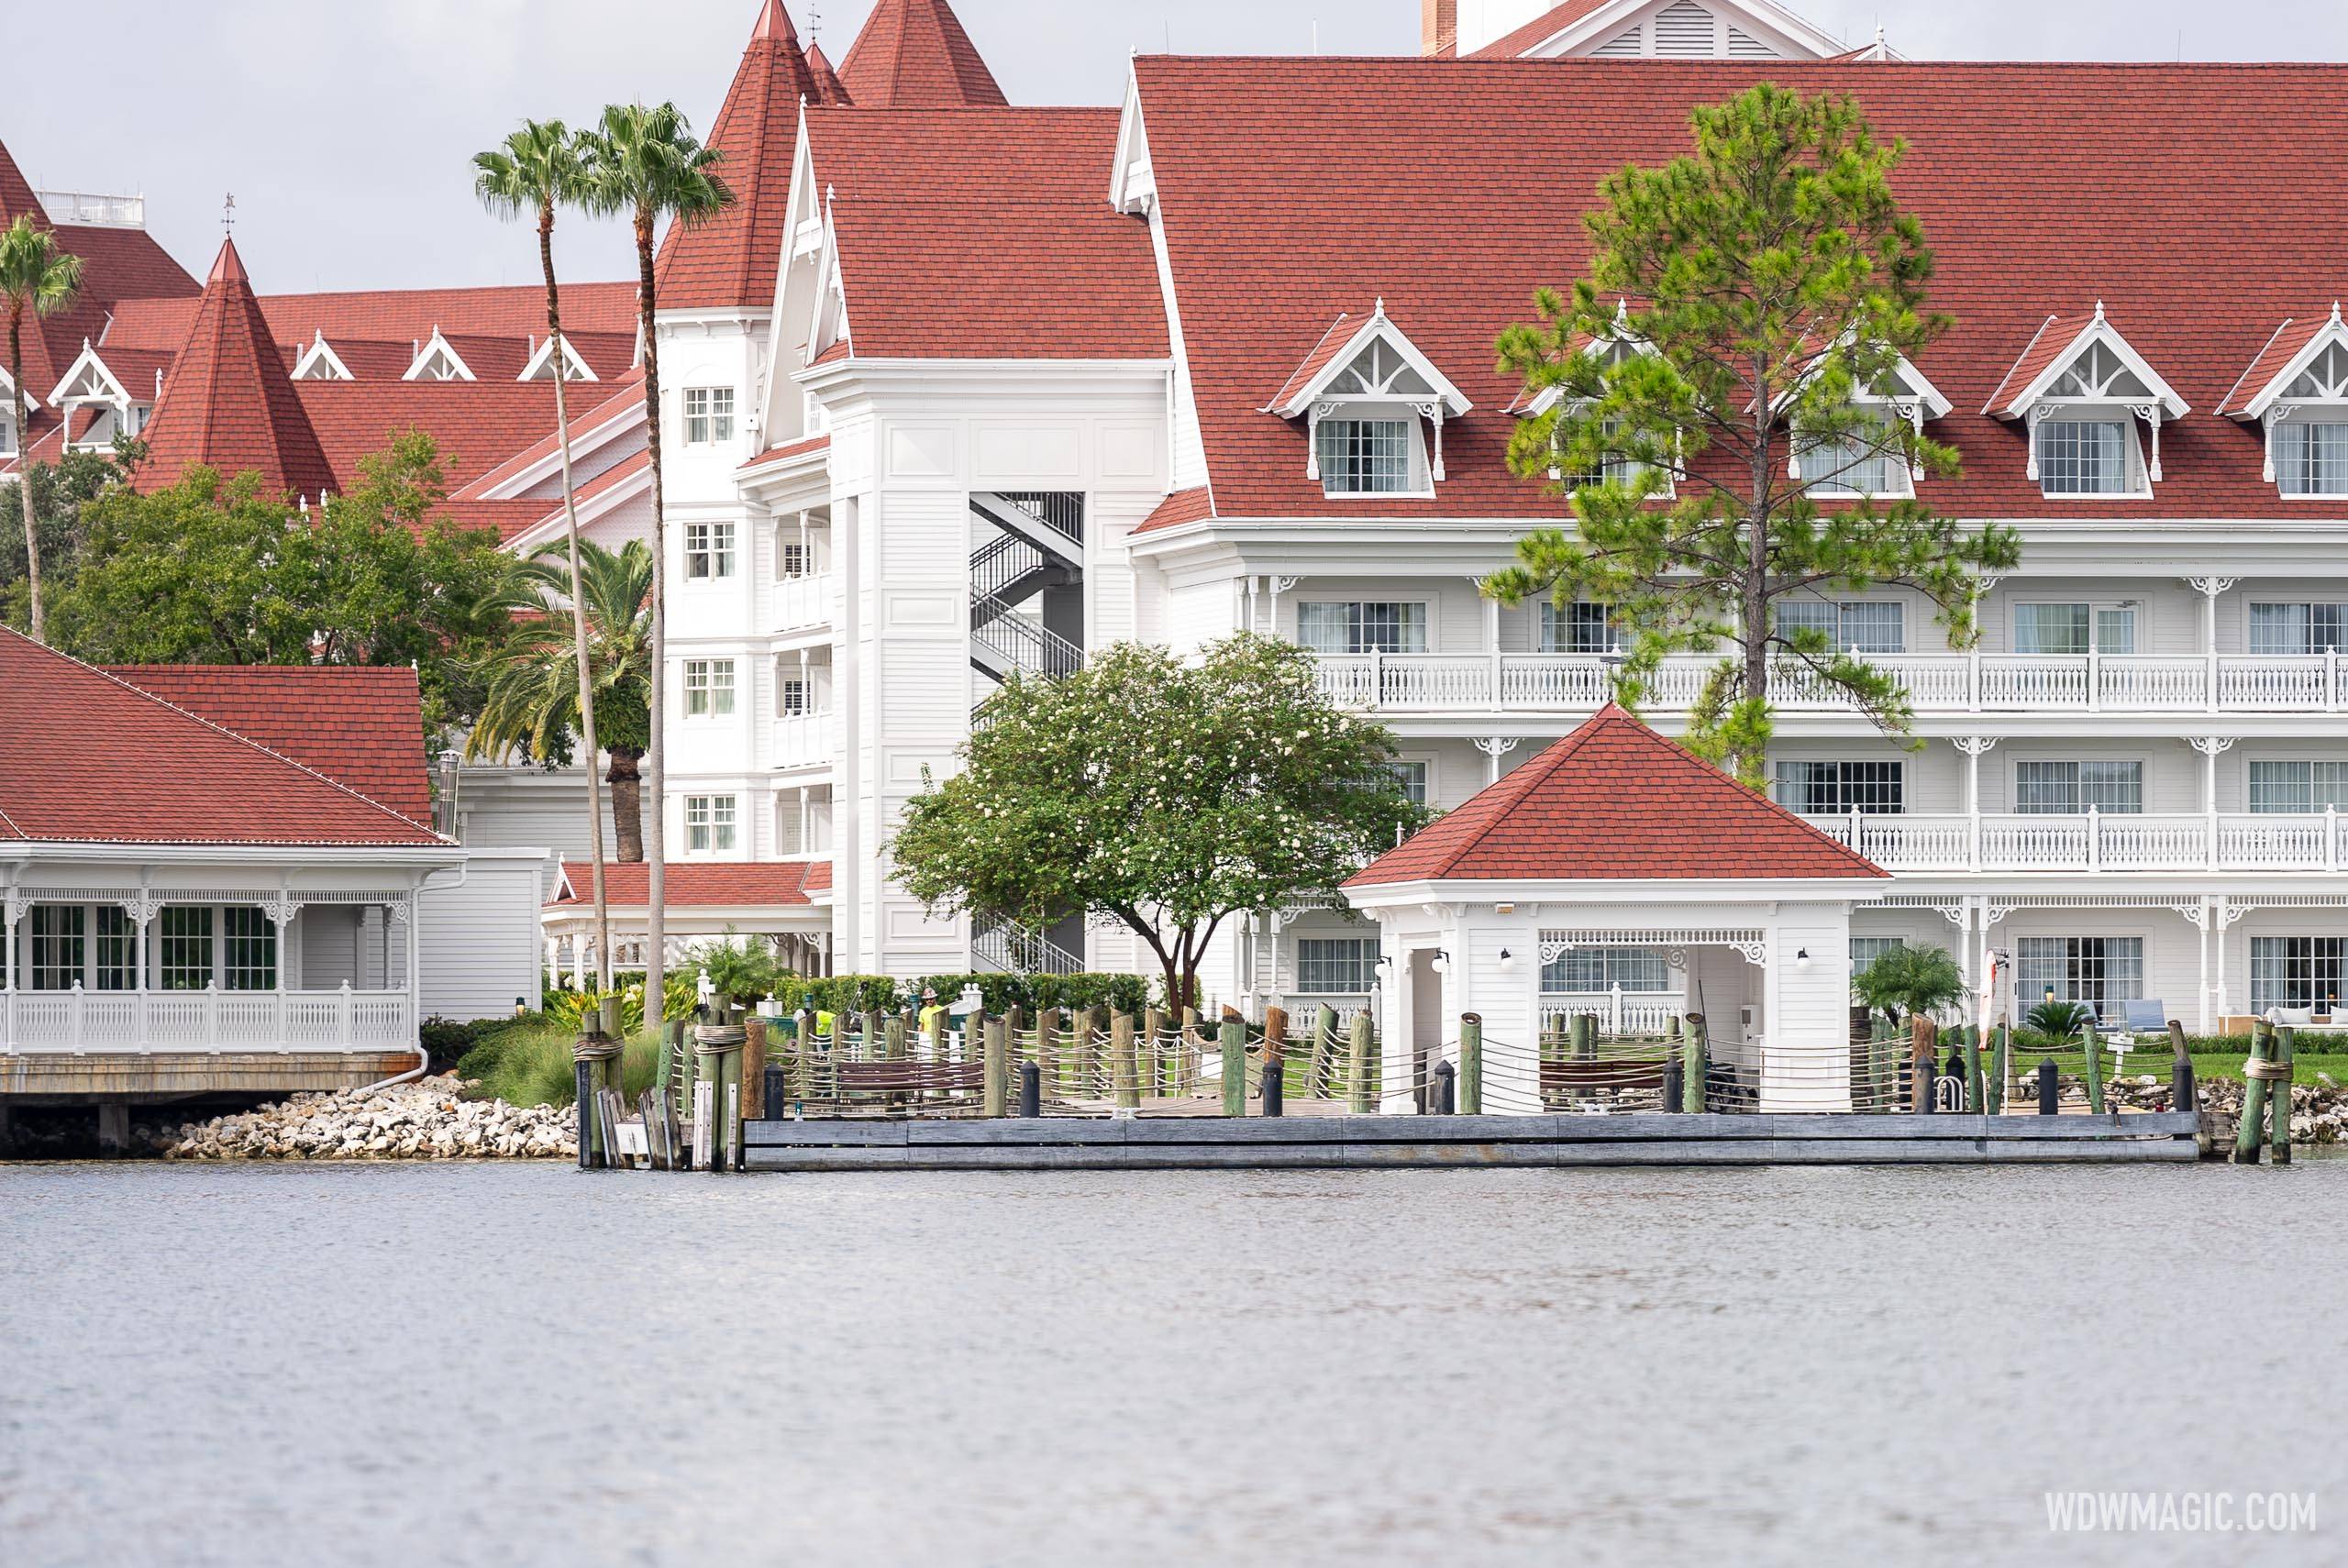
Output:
[
  {"xmin": 1386, "ymin": 756, "xmax": 1433, "ymax": 808},
  {"xmin": 1775, "ymin": 598, "xmax": 1906, "ymax": 655},
  {"xmin": 684, "ymin": 794, "xmax": 737, "ymax": 856},
  {"xmin": 2269, "ymin": 410, "xmax": 2348, "ymax": 499},
  {"xmin": 2248, "ymin": 602, "xmax": 2348, "ymax": 656},
  {"xmin": 1293, "ymin": 936, "xmax": 1379, "ymax": 996},
  {"xmin": 2010, "ymin": 598, "xmax": 2138, "ymax": 657},
  {"xmin": 2227, "ymin": 312, "xmax": 2348, "ymax": 499},
  {"xmin": 1994, "ymin": 312, "xmax": 2187, "ymax": 499},
  {"xmin": 2013, "ymin": 758, "xmax": 2145, "ymax": 815},
  {"xmin": 682, "ymin": 658, "xmax": 737, "ymax": 718},
  {"xmin": 1793, "ymin": 405, "xmax": 1919, "ymax": 499},
  {"xmin": 2017, "ymin": 933, "xmax": 2146, "ymax": 1022},
  {"xmin": 1296, "ymin": 601, "xmax": 1431, "ymax": 655},
  {"xmin": 683, "ymin": 520, "xmax": 736, "ymax": 580},
  {"xmin": 683, "ymin": 387, "xmax": 736, "ymax": 446}
]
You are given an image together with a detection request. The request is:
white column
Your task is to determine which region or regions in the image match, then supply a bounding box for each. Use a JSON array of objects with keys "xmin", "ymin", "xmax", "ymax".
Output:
[
  {"xmin": 2212, "ymin": 895, "xmax": 2230, "ymax": 1023},
  {"xmin": 2197, "ymin": 898, "xmax": 2213, "ymax": 1034}
]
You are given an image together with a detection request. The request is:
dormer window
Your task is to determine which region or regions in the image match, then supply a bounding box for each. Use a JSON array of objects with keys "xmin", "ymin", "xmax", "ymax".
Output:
[
  {"xmin": 1266, "ymin": 302, "xmax": 1471, "ymax": 501},
  {"xmin": 2222, "ymin": 307, "xmax": 2348, "ymax": 498},
  {"xmin": 1788, "ymin": 352, "xmax": 1949, "ymax": 500},
  {"xmin": 1514, "ymin": 313, "xmax": 1680, "ymax": 499},
  {"xmin": 518, "ymin": 335, "xmax": 599, "ymax": 383},
  {"xmin": 292, "ymin": 333, "xmax": 355, "ymax": 381},
  {"xmin": 1985, "ymin": 306, "xmax": 2188, "ymax": 500},
  {"xmin": 404, "ymin": 330, "xmax": 476, "ymax": 382}
]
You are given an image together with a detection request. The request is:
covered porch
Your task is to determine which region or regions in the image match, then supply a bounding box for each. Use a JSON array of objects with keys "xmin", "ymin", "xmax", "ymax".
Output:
[
  {"xmin": 1, "ymin": 869, "xmax": 438, "ymax": 1055},
  {"xmin": 540, "ymin": 858, "xmax": 834, "ymax": 986}
]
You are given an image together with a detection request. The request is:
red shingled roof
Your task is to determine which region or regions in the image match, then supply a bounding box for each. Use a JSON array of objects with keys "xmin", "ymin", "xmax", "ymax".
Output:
[
  {"xmin": 1347, "ymin": 705, "xmax": 1884, "ymax": 886},
  {"xmin": 451, "ymin": 370, "xmax": 644, "ymax": 499},
  {"xmin": 1132, "ymin": 57, "xmax": 2348, "ymax": 522},
  {"xmin": 0, "ymin": 630, "xmax": 444, "ymax": 846},
  {"xmin": 104, "ymin": 281, "xmax": 637, "ymax": 356},
  {"xmin": 2219, "ymin": 310, "xmax": 2339, "ymax": 417},
  {"xmin": 548, "ymin": 859, "xmax": 828, "ymax": 909},
  {"xmin": 1136, "ymin": 486, "xmax": 1215, "ymax": 533},
  {"xmin": 104, "ymin": 665, "xmax": 433, "ymax": 825},
  {"xmin": 838, "ymin": 0, "xmax": 1006, "ymax": 108},
  {"xmin": 804, "ymin": 39, "xmax": 853, "ymax": 106},
  {"xmin": 136, "ymin": 237, "xmax": 336, "ymax": 500},
  {"xmin": 737, "ymin": 431, "xmax": 830, "ymax": 473},
  {"xmin": 803, "ymin": 108, "xmax": 1167, "ymax": 360},
  {"xmin": 655, "ymin": 0, "xmax": 824, "ymax": 314},
  {"xmin": 1468, "ymin": 0, "xmax": 1616, "ymax": 57}
]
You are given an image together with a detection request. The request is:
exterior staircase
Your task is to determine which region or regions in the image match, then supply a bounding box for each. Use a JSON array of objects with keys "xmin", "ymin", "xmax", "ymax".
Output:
[
  {"xmin": 973, "ymin": 911, "xmax": 1086, "ymax": 977},
  {"xmin": 969, "ymin": 491, "xmax": 1085, "ymax": 686}
]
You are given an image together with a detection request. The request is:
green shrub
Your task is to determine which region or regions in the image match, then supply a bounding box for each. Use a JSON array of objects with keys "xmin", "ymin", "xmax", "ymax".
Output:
[
  {"xmin": 419, "ymin": 1016, "xmax": 485, "ymax": 1073},
  {"xmin": 911, "ymin": 972, "xmax": 1151, "ymax": 1016},
  {"xmin": 770, "ymin": 975, "xmax": 902, "ymax": 1015},
  {"xmin": 2023, "ymin": 999, "xmax": 2094, "ymax": 1039},
  {"xmin": 455, "ymin": 1018, "xmax": 668, "ymax": 1109},
  {"xmin": 697, "ymin": 936, "xmax": 781, "ymax": 1008}
]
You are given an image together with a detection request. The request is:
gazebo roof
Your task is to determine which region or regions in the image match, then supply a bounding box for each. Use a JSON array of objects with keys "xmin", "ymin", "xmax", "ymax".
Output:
[{"xmin": 1345, "ymin": 705, "xmax": 1886, "ymax": 888}]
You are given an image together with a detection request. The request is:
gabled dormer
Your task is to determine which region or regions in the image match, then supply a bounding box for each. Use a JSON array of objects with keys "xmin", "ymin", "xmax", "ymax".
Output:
[
  {"xmin": 291, "ymin": 330, "xmax": 355, "ymax": 381},
  {"xmin": 1984, "ymin": 304, "xmax": 2189, "ymax": 497},
  {"xmin": 517, "ymin": 334, "xmax": 600, "ymax": 383},
  {"xmin": 1267, "ymin": 302, "xmax": 1471, "ymax": 498},
  {"xmin": 403, "ymin": 328, "xmax": 475, "ymax": 382},
  {"xmin": 1505, "ymin": 304, "xmax": 1678, "ymax": 495},
  {"xmin": 46, "ymin": 339, "xmax": 163, "ymax": 450},
  {"xmin": 1778, "ymin": 336, "xmax": 1953, "ymax": 499},
  {"xmin": 2221, "ymin": 304, "xmax": 2348, "ymax": 497}
]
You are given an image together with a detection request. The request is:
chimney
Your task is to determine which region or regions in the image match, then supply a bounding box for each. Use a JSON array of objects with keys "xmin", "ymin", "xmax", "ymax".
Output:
[{"xmin": 1422, "ymin": 0, "xmax": 1457, "ymax": 55}]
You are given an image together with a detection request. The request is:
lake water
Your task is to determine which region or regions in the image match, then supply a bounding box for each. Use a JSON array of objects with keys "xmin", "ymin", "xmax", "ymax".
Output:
[{"xmin": 2, "ymin": 1158, "xmax": 2340, "ymax": 1567}]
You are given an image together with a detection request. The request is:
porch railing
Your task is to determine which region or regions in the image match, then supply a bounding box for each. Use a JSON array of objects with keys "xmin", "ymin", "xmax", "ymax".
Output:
[
  {"xmin": 772, "ymin": 571, "xmax": 832, "ymax": 633},
  {"xmin": 2, "ymin": 984, "xmax": 415, "ymax": 1054},
  {"xmin": 1800, "ymin": 809, "xmax": 2348, "ymax": 873},
  {"xmin": 772, "ymin": 710, "xmax": 836, "ymax": 770},
  {"xmin": 1313, "ymin": 651, "xmax": 2348, "ymax": 715},
  {"xmin": 1541, "ymin": 988, "xmax": 1689, "ymax": 1036}
]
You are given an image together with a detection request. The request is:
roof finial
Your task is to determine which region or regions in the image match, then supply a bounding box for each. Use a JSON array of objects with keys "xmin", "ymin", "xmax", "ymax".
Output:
[
  {"xmin": 1374, "ymin": 295, "xmax": 1387, "ymax": 318},
  {"xmin": 2093, "ymin": 298, "xmax": 2107, "ymax": 323},
  {"xmin": 2331, "ymin": 301, "xmax": 2342, "ymax": 326},
  {"xmin": 222, "ymin": 192, "xmax": 236, "ymax": 234}
]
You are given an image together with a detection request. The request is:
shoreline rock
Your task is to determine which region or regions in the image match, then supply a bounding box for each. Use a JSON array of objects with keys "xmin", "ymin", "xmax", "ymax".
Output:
[{"xmin": 161, "ymin": 1075, "xmax": 576, "ymax": 1162}]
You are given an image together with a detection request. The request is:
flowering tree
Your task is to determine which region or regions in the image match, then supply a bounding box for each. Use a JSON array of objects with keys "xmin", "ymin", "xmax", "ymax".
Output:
[{"xmin": 892, "ymin": 635, "xmax": 1425, "ymax": 1012}]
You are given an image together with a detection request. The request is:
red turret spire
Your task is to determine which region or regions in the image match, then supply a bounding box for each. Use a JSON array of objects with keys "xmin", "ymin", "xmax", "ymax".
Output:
[{"xmin": 838, "ymin": 0, "xmax": 1007, "ymax": 108}]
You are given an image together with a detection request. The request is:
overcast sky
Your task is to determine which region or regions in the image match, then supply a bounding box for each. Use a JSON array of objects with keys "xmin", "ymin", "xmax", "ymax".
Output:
[{"xmin": 7, "ymin": 1, "xmax": 2346, "ymax": 293}]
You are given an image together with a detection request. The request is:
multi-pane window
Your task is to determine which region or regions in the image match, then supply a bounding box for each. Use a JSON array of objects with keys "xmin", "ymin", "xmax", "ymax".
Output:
[
  {"xmin": 2012, "ymin": 602, "xmax": 2135, "ymax": 656},
  {"xmin": 28, "ymin": 906, "xmax": 85, "ymax": 990},
  {"xmin": 684, "ymin": 521, "xmax": 736, "ymax": 580},
  {"xmin": 683, "ymin": 658, "xmax": 737, "ymax": 717},
  {"xmin": 1798, "ymin": 415, "xmax": 1907, "ymax": 495},
  {"xmin": 1295, "ymin": 937, "xmax": 1379, "ymax": 995},
  {"xmin": 1385, "ymin": 759, "xmax": 1429, "ymax": 806},
  {"xmin": 1849, "ymin": 936, "xmax": 1908, "ymax": 975},
  {"xmin": 94, "ymin": 906, "xmax": 137, "ymax": 991},
  {"xmin": 777, "ymin": 538, "xmax": 814, "ymax": 580},
  {"xmin": 683, "ymin": 387, "xmax": 735, "ymax": 445},
  {"xmin": 2248, "ymin": 760, "xmax": 2348, "ymax": 813},
  {"xmin": 2037, "ymin": 419, "xmax": 2132, "ymax": 495},
  {"xmin": 161, "ymin": 907, "xmax": 214, "ymax": 989},
  {"xmin": 1315, "ymin": 418, "xmax": 1414, "ymax": 495},
  {"xmin": 777, "ymin": 674, "xmax": 812, "ymax": 717},
  {"xmin": 1297, "ymin": 602, "xmax": 1428, "ymax": 655},
  {"xmin": 2276, "ymin": 422, "xmax": 2348, "ymax": 497},
  {"xmin": 685, "ymin": 795, "xmax": 737, "ymax": 854},
  {"xmin": 2015, "ymin": 760, "xmax": 2143, "ymax": 814},
  {"xmin": 1774, "ymin": 761, "xmax": 1904, "ymax": 816},
  {"xmin": 223, "ymin": 907, "xmax": 276, "ymax": 992},
  {"xmin": 1540, "ymin": 601, "xmax": 1617, "ymax": 655},
  {"xmin": 2251, "ymin": 936, "xmax": 2348, "ymax": 1013},
  {"xmin": 2248, "ymin": 602, "xmax": 2348, "ymax": 655},
  {"xmin": 1543, "ymin": 946, "xmax": 1672, "ymax": 993},
  {"xmin": 2018, "ymin": 936, "xmax": 2143, "ymax": 1018},
  {"xmin": 1776, "ymin": 599, "xmax": 1904, "ymax": 654}
]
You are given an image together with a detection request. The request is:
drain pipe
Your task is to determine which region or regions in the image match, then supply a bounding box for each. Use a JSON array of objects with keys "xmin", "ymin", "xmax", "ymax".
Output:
[{"xmin": 356, "ymin": 861, "xmax": 469, "ymax": 1094}]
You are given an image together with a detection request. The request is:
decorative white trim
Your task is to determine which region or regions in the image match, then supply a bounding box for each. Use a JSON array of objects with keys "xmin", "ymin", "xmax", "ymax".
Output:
[
  {"xmin": 403, "ymin": 327, "xmax": 475, "ymax": 383},
  {"xmin": 291, "ymin": 332, "xmax": 355, "ymax": 382},
  {"xmin": 1268, "ymin": 303, "xmax": 1472, "ymax": 421},
  {"xmin": 518, "ymin": 334, "xmax": 599, "ymax": 383}
]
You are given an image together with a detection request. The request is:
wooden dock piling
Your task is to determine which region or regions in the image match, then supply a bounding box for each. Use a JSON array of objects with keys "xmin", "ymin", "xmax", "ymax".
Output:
[
  {"xmin": 2236, "ymin": 1019, "xmax": 2275, "ymax": 1164},
  {"xmin": 1111, "ymin": 1011, "xmax": 1140, "ymax": 1110},
  {"xmin": 1220, "ymin": 1016, "xmax": 1246, "ymax": 1118},
  {"xmin": 1458, "ymin": 1012, "xmax": 1482, "ymax": 1116},
  {"xmin": 1346, "ymin": 1011, "xmax": 1373, "ymax": 1114}
]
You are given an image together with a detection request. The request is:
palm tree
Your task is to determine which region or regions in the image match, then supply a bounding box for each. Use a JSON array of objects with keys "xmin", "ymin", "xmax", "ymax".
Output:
[
  {"xmin": 580, "ymin": 103, "xmax": 733, "ymax": 1033},
  {"xmin": 474, "ymin": 120, "xmax": 615, "ymax": 989},
  {"xmin": 468, "ymin": 540, "xmax": 654, "ymax": 862},
  {"xmin": 1, "ymin": 215, "xmax": 83, "ymax": 645}
]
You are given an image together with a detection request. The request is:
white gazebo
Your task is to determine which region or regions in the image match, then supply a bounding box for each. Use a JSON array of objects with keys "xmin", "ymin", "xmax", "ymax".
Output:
[{"xmin": 1343, "ymin": 705, "xmax": 1890, "ymax": 1112}]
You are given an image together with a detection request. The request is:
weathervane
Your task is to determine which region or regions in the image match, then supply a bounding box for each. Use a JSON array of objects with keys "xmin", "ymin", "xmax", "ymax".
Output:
[{"xmin": 222, "ymin": 193, "xmax": 237, "ymax": 234}]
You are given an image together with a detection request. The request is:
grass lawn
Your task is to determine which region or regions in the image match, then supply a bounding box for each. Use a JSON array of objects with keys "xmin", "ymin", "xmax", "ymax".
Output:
[{"xmin": 1977, "ymin": 1044, "xmax": 2348, "ymax": 1088}]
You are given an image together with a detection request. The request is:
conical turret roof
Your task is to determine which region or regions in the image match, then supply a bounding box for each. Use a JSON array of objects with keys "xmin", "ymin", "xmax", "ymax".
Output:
[
  {"xmin": 838, "ymin": 0, "xmax": 1007, "ymax": 108},
  {"xmin": 136, "ymin": 236, "xmax": 334, "ymax": 500}
]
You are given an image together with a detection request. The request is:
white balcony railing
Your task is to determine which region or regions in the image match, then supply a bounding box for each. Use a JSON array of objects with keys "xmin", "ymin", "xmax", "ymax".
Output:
[
  {"xmin": 772, "ymin": 710, "xmax": 836, "ymax": 770},
  {"xmin": 1800, "ymin": 810, "xmax": 2348, "ymax": 873},
  {"xmin": 2, "ymin": 985, "xmax": 414, "ymax": 1055},
  {"xmin": 772, "ymin": 571, "xmax": 832, "ymax": 632},
  {"xmin": 1541, "ymin": 989, "xmax": 1689, "ymax": 1035},
  {"xmin": 1313, "ymin": 651, "xmax": 2348, "ymax": 716}
]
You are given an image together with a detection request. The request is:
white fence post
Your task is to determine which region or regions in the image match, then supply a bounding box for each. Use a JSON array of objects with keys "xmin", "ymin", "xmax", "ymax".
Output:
[
  {"xmin": 338, "ymin": 981, "xmax": 354, "ymax": 1047},
  {"xmin": 2086, "ymin": 804, "xmax": 2101, "ymax": 873},
  {"xmin": 205, "ymin": 980, "xmax": 219, "ymax": 1048},
  {"xmin": 70, "ymin": 980, "xmax": 85, "ymax": 1047}
]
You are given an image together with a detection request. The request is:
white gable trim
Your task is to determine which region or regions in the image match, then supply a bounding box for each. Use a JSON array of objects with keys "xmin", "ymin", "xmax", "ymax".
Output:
[
  {"xmin": 518, "ymin": 335, "xmax": 600, "ymax": 383},
  {"xmin": 404, "ymin": 328, "xmax": 477, "ymax": 382},
  {"xmin": 1993, "ymin": 305, "xmax": 2190, "ymax": 422},
  {"xmin": 2230, "ymin": 304, "xmax": 2348, "ymax": 421},
  {"xmin": 499, "ymin": 457, "xmax": 653, "ymax": 558},
  {"xmin": 1501, "ymin": 0, "xmax": 1842, "ymax": 61},
  {"xmin": 44, "ymin": 340, "xmax": 131, "ymax": 408},
  {"xmin": 1111, "ymin": 70, "xmax": 1156, "ymax": 215},
  {"xmin": 1268, "ymin": 303, "xmax": 1472, "ymax": 420},
  {"xmin": 291, "ymin": 332, "xmax": 355, "ymax": 382}
]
